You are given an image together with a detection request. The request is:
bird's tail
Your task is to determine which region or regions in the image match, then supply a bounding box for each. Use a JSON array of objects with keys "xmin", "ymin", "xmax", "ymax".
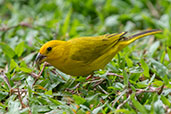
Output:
[{"xmin": 119, "ymin": 29, "xmax": 162, "ymax": 46}]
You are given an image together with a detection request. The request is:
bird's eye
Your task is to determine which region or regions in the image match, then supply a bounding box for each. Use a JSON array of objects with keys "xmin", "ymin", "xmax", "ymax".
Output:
[{"xmin": 47, "ymin": 47, "xmax": 52, "ymax": 51}]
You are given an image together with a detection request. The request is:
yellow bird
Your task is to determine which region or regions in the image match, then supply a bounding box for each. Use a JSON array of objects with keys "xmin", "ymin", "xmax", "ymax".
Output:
[{"xmin": 35, "ymin": 29, "xmax": 162, "ymax": 76}]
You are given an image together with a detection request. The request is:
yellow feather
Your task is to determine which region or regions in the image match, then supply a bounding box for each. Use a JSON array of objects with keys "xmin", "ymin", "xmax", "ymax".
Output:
[{"xmin": 36, "ymin": 29, "xmax": 162, "ymax": 76}]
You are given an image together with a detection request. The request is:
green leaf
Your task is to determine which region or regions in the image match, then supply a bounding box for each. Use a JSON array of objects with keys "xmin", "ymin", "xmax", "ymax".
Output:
[
  {"xmin": 45, "ymin": 90, "xmax": 52, "ymax": 95},
  {"xmin": 92, "ymin": 105, "xmax": 104, "ymax": 114},
  {"xmin": 150, "ymin": 58, "xmax": 168, "ymax": 78},
  {"xmin": 147, "ymin": 74, "xmax": 155, "ymax": 86},
  {"xmin": 160, "ymin": 50, "xmax": 165, "ymax": 63},
  {"xmin": 92, "ymin": 101, "xmax": 107, "ymax": 114},
  {"xmin": 140, "ymin": 59, "xmax": 149, "ymax": 77},
  {"xmin": 120, "ymin": 57, "xmax": 126, "ymax": 69},
  {"xmin": 148, "ymin": 41, "xmax": 160, "ymax": 57},
  {"xmin": 125, "ymin": 56, "xmax": 133, "ymax": 67},
  {"xmin": 0, "ymin": 102, "xmax": 7, "ymax": 109},
  {"xmin": 0, "ymin": 91, "xmax": 8, "ymax": 101},
  {"xmin": 73, "ymin": 95, "xmax": 86, "ymax": 105},
  {"xmin": 131, "ymin": 93, "xmax": 148, "ymax": 114},
  {"xmin": 48, "ymin": 97, "xmax": 62, "ymax": 106},
  {"xmin": 0, "ymin": 42, "xmax": 15, "ymax": 58},
  {"xmin": 112, "ymin": 89, "xmax": 127, "ymax": 106},
  {"xmin": 69, "ymin": 19, "xmax": 80, "ymax": 36},
  {"xmin": 152, "ymin": 80, "xmax": 163, "ymax": 86},
  {"xmin": 160, "ymin": 95, "xmax": 170, "ymax": 107},
  {"xmin": 8, "ymin": 101, "xmax": 20, "ymax": 114},
  {"xmin": 167, "ymin": 47, "xmax": 171, "ymax": 61},
  {"xmin": 137, "ymin": 80, "xmax": 148, "ymax": 88},
  {"xmin": 19, "ymin": 67, "xmax": 32, "ymax": 73},
  {"xmin": 15, "ymin": 41, "xmax": 25, "ymax": 57},
  {"xmin": 123, "ymin": 70, "xmax": 128, "ymax": 87},
  {"xmin": 153, "ymin": 99, "xmax": 165, "ymax": 114},
  {"xmin": 10, "ymin": 59, "xmax": 18, "ymax": 71},
  {"xmin": 162, "ymin": 75, "xmax": 169, "ymax": 85},
  {"xmin": 116, "ymin": 109, "xmax": 135, "ymax": 114},
  {"xmin": 62, "ymin": 9, "xmax": 72, "ymax": 35},
  {"xmin": 34, "ymin": 105, "xmax": 50, "ymax": 113}
]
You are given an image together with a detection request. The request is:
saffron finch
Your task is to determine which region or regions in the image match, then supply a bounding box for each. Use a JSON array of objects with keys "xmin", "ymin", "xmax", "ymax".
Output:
[{"xmin": 35, "ymin": 29, "xmax": 162, "ymax": 76}]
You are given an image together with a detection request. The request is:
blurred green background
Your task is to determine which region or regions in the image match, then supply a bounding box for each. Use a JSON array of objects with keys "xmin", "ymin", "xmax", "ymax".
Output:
[{"xmin": 0, "ymin": 0, "xmax": 171, "ymax": 114}]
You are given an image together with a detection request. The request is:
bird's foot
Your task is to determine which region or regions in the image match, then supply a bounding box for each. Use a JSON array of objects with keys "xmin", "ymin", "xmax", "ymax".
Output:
[{"xmin": 86, "ymin": 74, "xmax": 93, "ymax": 80}]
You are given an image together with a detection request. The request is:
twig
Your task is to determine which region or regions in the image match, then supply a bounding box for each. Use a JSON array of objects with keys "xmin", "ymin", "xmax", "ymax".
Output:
[
  {"xmin": 0, "ymin": 70, "xmax": 11, "ymax": 89},
  {"xmin": 0, "ymin": 22, "xmax": 32, "ymax": 32},
  {"xmin": 72, "ymin": 83, "xmax": 80, "ymax": 90},
  {"xmin": 113, "ymin": 85, "xmax": 165, "ymax": 109},
  {"xmin": 163, "ymin": 104, "xmax": 171, "ymax": 114},
  {"xmin": 84, "ymin": 78, "xmax": 105, "ymax": 86},
  {"xmin": 158, "ymin": 84, "xmax": 164, "ymax": 95},
  {"xmin": 0, "ymin": 24, "xmax": 19, "ymax": 32},
  {"xmin": 20, "ymin": 22, "xmax": 32, "ymax": 28},
  {"xmin": 135, "ymin": 84, "xmax": 165, "ymax": 95},
  {"xmin": 98, "ymin": 85, "xmax": 109, "ymax": 95},
  {"xmin": 117, "ymin": 95, "xmax": 131, "ymax": 109},
  {"xmin": 17, "ymin": 88, "xmax": 27, "ymax": 108},
  {"xmin": 10, "ymin": 88, "xmax": 27, "ymax": 95},
  {"xmin": 93, "ymin": 78, "xmax": 105, "ymax": 87},
  {"xmin": 135, "ymin": 89, "xmax": 158, "ymax": 95},
  {"xmin": 112, "ymin": 89, "xmax": 128, "ymax": 107},
  {"xmin": 146, "ymin": 1, "xmax": 160, "ymax": 18},
  {"xmin": 115, "ymin": 86, "xmax": 161, "ymax": 109},
  {"xmin": 107, "ymin": 72, "xmax": 123, "ymax": 78},
  {"xmin": 29, "ymin": 72, "xmax": 39, "ymax": 78}
]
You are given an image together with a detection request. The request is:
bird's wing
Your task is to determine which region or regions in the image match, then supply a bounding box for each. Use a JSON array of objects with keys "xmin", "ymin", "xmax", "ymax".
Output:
[{"xmin": 67, "ymin": 32, "xmax": 127, "ymax": 64}]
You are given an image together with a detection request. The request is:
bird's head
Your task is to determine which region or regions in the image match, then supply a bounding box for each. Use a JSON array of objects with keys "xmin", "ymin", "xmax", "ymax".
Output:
[{"xmin": 35, "ymin": 40, "xmax": 63, "ymax": 64}]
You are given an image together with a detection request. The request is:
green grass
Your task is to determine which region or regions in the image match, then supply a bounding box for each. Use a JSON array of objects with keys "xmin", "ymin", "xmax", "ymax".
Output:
[{"xmin": 0, "ymin": 0, "xmax": 171, "ymax": 114}]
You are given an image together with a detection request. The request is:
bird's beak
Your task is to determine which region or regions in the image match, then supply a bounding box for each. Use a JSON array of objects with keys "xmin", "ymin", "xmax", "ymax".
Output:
[{"xmin": 35, "ymin": 53, "xmax": 46, "ymax": 64}]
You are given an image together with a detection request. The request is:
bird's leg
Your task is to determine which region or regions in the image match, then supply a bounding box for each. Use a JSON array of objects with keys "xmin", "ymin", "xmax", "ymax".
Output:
[
  {"xmin": 32, "ymin": 62, "xmax": 50, "ymax": 87},
  {"xmin": 86, "ymin": 74, "xmax": 93, "ymax": 80},
  {"xmin": 107, "ymin": 72, "xmax": 123, "ymax": 79},
  {"xmin": 50, "ymin": 68, "xmax": 65, "ymax": 81},
  {"xmin": 86, "ymin": 72, "xmax": 102, "ymax": 80}
]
